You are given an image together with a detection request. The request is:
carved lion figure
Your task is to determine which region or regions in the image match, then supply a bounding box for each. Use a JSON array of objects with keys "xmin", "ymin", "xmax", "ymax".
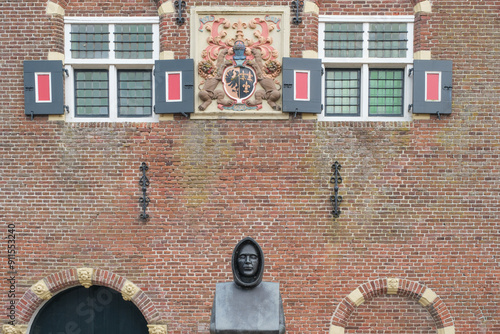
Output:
[
  {"xmin": 246, "ymin": 48, "xmax": 281, "ymax": 111},
  {"xmin": 198, "ymin": 48, "xmax": 232, "ymax": 110}
]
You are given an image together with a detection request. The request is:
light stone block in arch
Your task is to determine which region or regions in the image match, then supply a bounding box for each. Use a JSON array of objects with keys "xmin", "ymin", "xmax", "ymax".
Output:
[
  {"xmin": 437, "ymin": 326, "xmax": 456, "ymax": 334},
  {"xmin": 2, "ymin": 324, "xmax": 27, "ymax": 334},
  {"xmin": 77, "ymin": 267, "xmax": 94, "ymax": 288},
  {"xmin": 347, "ymin": 288, "xmax": 365, "ymax": 306},
  {"xmin": 419, "ymin": 287, "xmax": 438, "ymax": 307},
  {"xmin": 329, "ymin": 324, "xmax": 345, "ymax": 334},
  {"xmin": 30, "ymin": 280, "xmax": 52, "ymax": 300},
  {"xmin": 148, "ymin": 324, "xmax": 168, "ymax": 334},
  {"xmin": 122, "ymin": 280, "xmax": 141, "ymax": 301},
  {"xmin": 387, "ymin": 277, "xmax": 399, "ymax": 294}
]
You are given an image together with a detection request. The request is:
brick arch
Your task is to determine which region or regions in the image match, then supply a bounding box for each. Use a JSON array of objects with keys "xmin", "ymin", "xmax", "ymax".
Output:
[
  {"xmin": 329, "ymin": 278, "xmax": 455, "ymax": 334},
  {"xmin": 16, "ymin": 268, "xmax": 162, "ymax": 325}
]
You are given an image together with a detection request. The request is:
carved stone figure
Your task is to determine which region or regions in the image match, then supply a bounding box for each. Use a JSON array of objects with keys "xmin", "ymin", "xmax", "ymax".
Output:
[
  {"xmin": 210, "ymin": 237, "xmax": 286, "ymax": 334},
  {"xmin": 246, "ymin": 48, "xmax": 281, "ymax": 111},
  {"xmin": 198, "ymin": 48, "xmax": 232, "ymax": 110}
]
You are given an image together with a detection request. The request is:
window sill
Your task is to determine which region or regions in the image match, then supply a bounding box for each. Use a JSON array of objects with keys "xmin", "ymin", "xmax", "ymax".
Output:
[
  {"xmin": 190, "ymin": 110, "xmax": 289, "ymax": 120},
  {"xmin": 318, "ymin": 115, "xmax": 412, "ymax": 122}
]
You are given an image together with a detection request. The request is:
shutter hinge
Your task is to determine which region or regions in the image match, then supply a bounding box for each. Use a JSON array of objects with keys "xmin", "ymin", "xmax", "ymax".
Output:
[
  {"xmin": 444, "ymin": 86, "xmax": 453, "ymax": 90},
  {"xmin": 321, "ymin": 68, "xmax": 324, "ymax": 76},
  {"xmin": 64, "ymin": 105, "xmax": 70, "ymax": 114},
  {"xmin": 408, "ymin": 68, "xmax": 414, "ymax": 77},
  {"xmin": 408, "ymin": 104, "xmax": 413, "ymax": 113},
  {"xmin": 184, "ymin": 84, "xmax": 193, "ymax": 89},
  {"xmin": 63, "ymin": 68, "xmax": 69, "ymax": 77},
  {"xmin": 321, "ymin": 104, "xmax": 324, "ymax": 111},
  {"xmin": 25, "ymin": 86, "xmax": 34, "ymax": 91},
  {"xmin": 284, "ymin": 84, "xmax": 292, "ymax": 88}
]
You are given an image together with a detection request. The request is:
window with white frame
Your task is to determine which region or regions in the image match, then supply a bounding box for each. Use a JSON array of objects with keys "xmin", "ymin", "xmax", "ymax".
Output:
[
  {"xmin": 64, "ymin": 17, "xmax": 160, "ymax": 122},
  {"xmin": 319, "ymin": 16, "xmax": 414, "ymax": 121}
]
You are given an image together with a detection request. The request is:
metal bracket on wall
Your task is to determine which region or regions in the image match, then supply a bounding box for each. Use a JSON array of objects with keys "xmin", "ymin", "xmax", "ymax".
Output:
[
  {"xmin": 139, "ymin": 162, "xmax": 150, "ymax": 220},
  {"xmin": 330, "ymin": 161, "xmax": 342, "ymax": 218},
  {"xmin": 291, "ymin": 0, "xmax": 304, "ymax": 25},
  {"xmin": 174, "ymin": 0, "xmax": 186, "ymax": 25}
]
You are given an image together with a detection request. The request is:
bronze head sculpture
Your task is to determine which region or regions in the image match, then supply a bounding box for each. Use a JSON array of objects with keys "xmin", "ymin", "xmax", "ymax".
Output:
[
  {"xmin": 210, "ymin": 237, "xmax": 285, "ymax": 334},
  {"xmin": 232, "ymin": 237, "xmax": 264, "ymax": 288}
]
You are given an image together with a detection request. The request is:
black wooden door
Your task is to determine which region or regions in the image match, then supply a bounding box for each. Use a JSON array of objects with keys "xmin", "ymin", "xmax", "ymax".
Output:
[{"xmin": 30, "ymin": 286, "xmax": 148, "ymax": 334}]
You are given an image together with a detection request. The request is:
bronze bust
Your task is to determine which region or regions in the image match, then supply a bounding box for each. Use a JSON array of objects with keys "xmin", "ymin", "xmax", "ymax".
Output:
[{"xmin": 210, "ymin": 237, "xmax": 285, "ymax": 334}]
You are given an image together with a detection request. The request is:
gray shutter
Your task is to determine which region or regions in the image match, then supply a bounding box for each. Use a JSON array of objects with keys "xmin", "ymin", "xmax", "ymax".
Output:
[
  {"xmin": 413, "ymin": 60, "xmax": 453, "ymax": 115},
  {"xmin": 23, "ymin": 60, "xmax": 64, "ymax": 116},
  {"xmin": 154, "ymin": 59, "xmax": 194, "ymax": 114},
  {"xmin": 282, "ymin": 57, "xmax": 322, "ymax": 114}
]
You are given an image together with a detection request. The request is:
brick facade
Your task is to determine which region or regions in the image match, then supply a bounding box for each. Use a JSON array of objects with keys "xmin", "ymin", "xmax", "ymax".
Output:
[{"xmin": 1, "ymin": 0, "xmax": 498, "ymax": 333}]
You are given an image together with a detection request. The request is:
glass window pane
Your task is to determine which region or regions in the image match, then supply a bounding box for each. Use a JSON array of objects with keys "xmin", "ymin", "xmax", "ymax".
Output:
[
  {"xmin": 74, "ymin": 70, "xmax": 109, "ymax": 117},
  {"xmin": 114, "ymin": 24, "xmax": 154, "ymax": 59},
  {"xmin": 368, "ymin": 69, "xmax": 404, "ymax": 116},
  {"xmin": 368, "ymin": 23, "xmax": 408, "ymax": 58},
  {"xmin": 117, "ymin": 70, "xmax": 153, "ymax": 117},
  {"xmin": 324, "ymin": 23, "xmax": 363, "ymax": 58},
  {"xmin": 325, "ymin": 69, "xmax": 360, "ymax": 116},
  {"xmin": 70, "ymin": 25, "xmax": 109, "ymax": 59}
]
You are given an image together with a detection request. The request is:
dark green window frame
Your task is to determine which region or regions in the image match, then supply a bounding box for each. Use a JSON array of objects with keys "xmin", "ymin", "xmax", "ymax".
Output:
[
  {"xmin": 117, "ymin": 70, "xmax": 153, "ymax": 117},
  {"xmin": 324, "ymin": 69, "xmax": 361, "ymax": 117},
  {"xmin": 74, "ymin": 70, "xmax": 109, "ymax": 117},
  {"xmin": 368, "ymin": 69, "xmax": 405, "ymax": 116}
]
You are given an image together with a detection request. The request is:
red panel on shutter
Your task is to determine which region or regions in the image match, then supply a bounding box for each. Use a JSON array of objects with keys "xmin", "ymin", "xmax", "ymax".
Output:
[
  {"xmin": 295, "ymin": 71, "xmax": 309, "ymax": 100},
  {"xmin": 426, "ymin": 72, "xmax": 440, "ymax": 101},
  {"xmin": 167, "ymin": 73, "xmax": 181, "ymax": 101},
  {"xmin": 36, "ymin": 73, "xmax": 51, "ymax": 102}
]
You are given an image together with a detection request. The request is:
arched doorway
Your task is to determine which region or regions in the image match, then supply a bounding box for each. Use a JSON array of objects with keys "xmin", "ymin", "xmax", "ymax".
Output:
[{"xmin": 30, "ymin": 285, "xmax": 148, "ymax": 334}]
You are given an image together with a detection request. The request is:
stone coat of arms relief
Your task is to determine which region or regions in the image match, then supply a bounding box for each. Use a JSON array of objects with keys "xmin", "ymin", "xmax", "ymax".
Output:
[{"xmin": 193, "ymin": 8, "xmax": 289, "ymax": 117}]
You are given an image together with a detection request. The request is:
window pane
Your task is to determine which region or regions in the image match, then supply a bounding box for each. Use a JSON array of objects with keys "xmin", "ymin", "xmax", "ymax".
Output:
[
  {"xmin": 75, "ymin": 70, "xmax": 109, "ymax": 117},
  {"xmin": 324, "ymin": 23, "xmax": 363, "ymax": 58},
  {"xmin": 368, "ymin": 23, "xmax": 408, "ymax": 58},
  {"xmin": 71, "ymin": 25, "xmax": 109, "ymax": 59},
  {"xmin": 115, "ymin": 24, "xmax": 153, "ymax": 59},
  {"xmin": 325, "ymin": 69, "xmax": 360, "ymax": 116},
  {"xmin": 118, "ymin": 70, "xmax": 152, "ymax": 117},
  {"xmin": 369, "ymin": 69, "xmax": 404, "ymax": 116}
]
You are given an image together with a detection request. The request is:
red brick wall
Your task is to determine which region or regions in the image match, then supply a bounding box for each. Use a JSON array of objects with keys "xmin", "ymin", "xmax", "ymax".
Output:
[
  {"xmin": 319, "ymin": 0, "xmax": 413, "ymax": 15},
  {"xmin": 1, "ymin": 0, "xmax": 499, "ymax": 333}
]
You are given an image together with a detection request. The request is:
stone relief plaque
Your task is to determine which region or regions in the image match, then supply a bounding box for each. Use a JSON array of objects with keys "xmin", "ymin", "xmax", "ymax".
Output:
[{"xmin": 191, "ymin": 7, "xmax": 290, "ymax": 119}]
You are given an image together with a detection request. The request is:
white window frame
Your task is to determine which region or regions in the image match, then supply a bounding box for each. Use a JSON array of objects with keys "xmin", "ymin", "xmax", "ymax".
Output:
[
  {"xmin": 319, "ymin": 16, "xmax": 414, "ymax": 122},
  {"xmin": 64, "ymin": 17, "xmax": 160, "ymax": 122}
]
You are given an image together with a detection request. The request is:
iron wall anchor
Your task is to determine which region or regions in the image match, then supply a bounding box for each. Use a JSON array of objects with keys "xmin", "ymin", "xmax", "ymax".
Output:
[
  {"xmin": 330, "ymin": 161, "xmax": 342, "ymax": 218},
  {"xmin": 139, "ymin": 162, "xmax": 150, "ymax": 220}
]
